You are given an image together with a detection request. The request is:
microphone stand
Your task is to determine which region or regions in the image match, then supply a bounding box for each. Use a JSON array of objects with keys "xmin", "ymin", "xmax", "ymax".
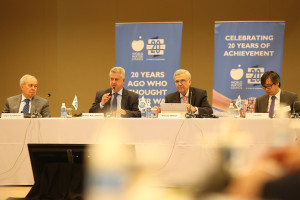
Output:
[
  {"xmin": 32, "ymin": 93, "xmax": 51, "ymax": 118},
  {"xmin": 107, "ymin": 87, "xmax": 115, "ymax": 118},
  {"xmin": 185, "ymin": 90, "xmax": 196, "ymax": 118},
  {"xmin": 291, "ymin": 101, "xmax": 300, "ymax": 118}
]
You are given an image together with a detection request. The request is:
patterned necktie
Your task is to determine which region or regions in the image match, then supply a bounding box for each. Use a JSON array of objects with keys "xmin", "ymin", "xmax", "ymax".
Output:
[
  {"xmin": 23, "ymin": 99, "xmax": 30, "ymax": 114},
  {"xmin": 111, "ymin": 93, "xmax": 118, "ymax": 112},
  {"xmin": 182, "ymin": 96, "xmax": 188, "ymax": 104},
  {"xmin": 269, "ymin": 96, "xmax": 276, "ymax": 118}
]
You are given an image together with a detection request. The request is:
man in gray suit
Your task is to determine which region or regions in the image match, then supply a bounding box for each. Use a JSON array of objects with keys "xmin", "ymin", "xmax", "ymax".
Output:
[
  {"xmin": 2, "ymin": 74, "xmax": 50, "ymax": 117},
  {"xmin": 255, "ymin": 71, "xmax": 298, "ymax": 117}
]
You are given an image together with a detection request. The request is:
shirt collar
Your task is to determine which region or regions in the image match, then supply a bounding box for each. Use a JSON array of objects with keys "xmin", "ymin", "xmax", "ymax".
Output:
[
  {"xmin": 269, "ymin": 89, "xmax": 281, "ymax": 100},
  {"xmin": 21, "ymin": 94, "xmax": 32, "ymax": 101},
  {"xmin": 112, "ymin": 88, "xmax": 123, "ymax": 96},
  {"xmin": 180, "ymin": 89, "xmax": 189, "ymax": 98}
]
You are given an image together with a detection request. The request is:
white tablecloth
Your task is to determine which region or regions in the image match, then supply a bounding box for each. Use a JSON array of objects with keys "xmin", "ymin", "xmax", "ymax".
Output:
[{"xmin": 0, "ymin": 118, "xmax": 299, "ymax": 186}]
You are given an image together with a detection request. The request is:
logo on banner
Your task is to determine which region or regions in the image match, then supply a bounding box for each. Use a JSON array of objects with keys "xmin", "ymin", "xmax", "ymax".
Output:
[
  {"xmin": 146, "ymin": 37, "xmax": 166, "ymax": 56},
  {"xmin": 230, "ymin": 65, "xmax": 265, "ymax": 89},
  {"xmin": 230, "ymin": 64, "xmax": 244, "ymax": 90},
  {"xmin": 230, "ymin": 64, "xmax": 244, "ymax": 80},
  {"xmin": 246, "ymin": 66, "xmax": 264, "ymax": 84},
  {"xmin": 131, "ymin": 36, "xmax": 167, "ymax": 61},
  {"xmin": 132, "ymin": 36, "xmax": 144, "ymax": 61}
]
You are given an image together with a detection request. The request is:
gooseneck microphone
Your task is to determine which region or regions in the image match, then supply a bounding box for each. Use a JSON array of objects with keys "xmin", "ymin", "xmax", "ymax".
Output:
[{"xmin": 109, "ymin": 87, "xmax": 116, "ymax": 114}]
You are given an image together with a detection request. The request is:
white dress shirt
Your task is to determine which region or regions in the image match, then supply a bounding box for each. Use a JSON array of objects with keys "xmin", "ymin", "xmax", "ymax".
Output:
[{"xmin": 267, "ymin": 89, "xmax": 281, "ymax": 114}]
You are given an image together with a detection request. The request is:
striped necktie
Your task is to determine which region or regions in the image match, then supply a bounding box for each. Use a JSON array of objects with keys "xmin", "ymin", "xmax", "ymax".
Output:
[
  {"xmin": 111, "ymin": 93, "xmax": 118, "ymax": 112},
  {"xmin": 269, "ymin": 96, "xmax": 276, "ymax": 118},
  {"xmin": 23, "ymin": 99, "xmax": 30, "ymax": 114}
]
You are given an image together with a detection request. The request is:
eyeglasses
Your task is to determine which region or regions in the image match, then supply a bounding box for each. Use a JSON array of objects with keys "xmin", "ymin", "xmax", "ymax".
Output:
[
  {"xmin": 175, "ymin": 80, "xmax": 186, "ymax": 85},
  {"xmin": 261, "ymin": 83, "xmax": 274, "ymax": 90}
]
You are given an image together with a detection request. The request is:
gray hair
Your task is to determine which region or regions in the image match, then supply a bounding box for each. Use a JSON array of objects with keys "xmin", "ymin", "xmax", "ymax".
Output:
[
  {"xmin": 20, "ymin": 74, "xmax": 37, "ymax": 85},
  {"xmin": 110, "ymin": 67, "xmax": 125, "ymax": 79},
  {"xmin": 174, "ymin": 69, "xmax": 191, "ymax": 80}
]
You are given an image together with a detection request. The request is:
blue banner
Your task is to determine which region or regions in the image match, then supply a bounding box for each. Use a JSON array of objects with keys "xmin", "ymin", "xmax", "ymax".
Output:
[
  {"xmin": 213, "ymin": 21, "xmax": 285, "ymax": 112},
  {"xmin": 115, "ymin": 22, "xmax": 183, "ymax": 108}
]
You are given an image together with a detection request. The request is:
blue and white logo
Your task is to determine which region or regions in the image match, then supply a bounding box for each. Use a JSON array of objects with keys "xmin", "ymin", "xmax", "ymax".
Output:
[
  {"xmin": 131, "ymin": 36, "xmax": 144, "ymax": 52},
  {"xmin": 138, "ymin": 96, "xmax": 147, "ymax": 111},
  {"xmin": 146, "ymin": 37, "xmax": 166, "ymax": 56},
  {"xmin": 246, "ymin": 66, "xmax": 264, "ymax": 84},
  {"xmin": 230, "ymin": 64, "xmax": 244, "ymax": 80}
]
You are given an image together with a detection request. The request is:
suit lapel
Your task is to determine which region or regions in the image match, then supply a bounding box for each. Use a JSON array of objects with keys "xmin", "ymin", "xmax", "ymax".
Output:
[
  {"xmin": 173, "ymin": 92, "xmax": 181, "ymax": 103},
  {"xmin": 121, "ymin": 89, "xmax": 127, "ymax": 109},
  {"xmin": 13, "ymin": 95, "xmax": 22, "ymax": 113},
  {"xmin": 280, "ymin": 90, "xmax": 286, "ymax": 104},
  {"xmin": 262, "ymin": 94, "xmax": 269, "ymax": 113},
  {"xmin": 30, "ymin": 96, "xmax": 37, "ymax": 113}
]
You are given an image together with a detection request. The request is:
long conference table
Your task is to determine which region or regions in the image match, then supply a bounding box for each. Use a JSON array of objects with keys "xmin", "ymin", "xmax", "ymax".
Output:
[{"xmin": 0, "ymin": 118, "xmax": 299, "ymax": 187}]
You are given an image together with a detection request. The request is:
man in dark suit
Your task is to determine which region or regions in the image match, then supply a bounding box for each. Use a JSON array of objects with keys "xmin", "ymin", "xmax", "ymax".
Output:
[
  {"xmin": 156, "ymin": 69, "xmax": 213, "ymax": 116},
  {"xmin": 255, "ymin": 71, "xmax": 298, "ymax": 117},
  {"xmin": 2, "ymin": 74, "xmax": 50, "ymax": 117},
  {"xmin": 89, "ymin": 67, "xmax": 141, "ymax": 118}
]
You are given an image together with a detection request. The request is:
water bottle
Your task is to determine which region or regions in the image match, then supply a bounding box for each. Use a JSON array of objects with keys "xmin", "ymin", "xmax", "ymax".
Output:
[
  {"xmin": 146, "ymin": 102, "xmax": 152, "ymax": 118},
  {"xmin": 61, "ymin": 103, "xmax": 67, "ymax": 118},
  {"xmin": 228, "ymin": 103, "xmax": 234, "ymax": 117}
]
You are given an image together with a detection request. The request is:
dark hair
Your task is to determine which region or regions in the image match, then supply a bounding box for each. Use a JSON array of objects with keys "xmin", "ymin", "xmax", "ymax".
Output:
[{"xmin": 261, "ymin": 71, "xmax": 281, "ymax": 87}]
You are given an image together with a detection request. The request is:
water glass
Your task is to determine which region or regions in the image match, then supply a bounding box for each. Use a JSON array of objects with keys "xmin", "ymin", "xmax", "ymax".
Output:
[{"xmin": 66, "ymin": 108, "xmax": 72, "ymax": 118}]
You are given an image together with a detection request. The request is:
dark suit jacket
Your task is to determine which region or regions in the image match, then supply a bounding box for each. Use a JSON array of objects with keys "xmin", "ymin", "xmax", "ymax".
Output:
[
  {"xmin": 89, "ymin": 88, "xmax": 141, "ymax": 118},
  {"xmin": 255, "ymin": 90, "xmax": 299, "ymax": 113},
  {"xmin": 2, "ymin": 94, "xmax": 50, "ymax": 117},
  {"xmin": 262, "ymin": 171, "xmax": 300, "ymax": 200},
  {"xmin": 165, "ymin": 87, "xmax": 213, "ymax": 115}
]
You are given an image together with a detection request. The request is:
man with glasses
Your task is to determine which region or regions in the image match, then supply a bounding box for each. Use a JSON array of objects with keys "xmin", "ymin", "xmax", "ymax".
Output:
[
  {"xmin": 156, "ymin": 69, "xmax": 213, "ymax": 116},
  {"xmin": 255, "ymin": 71, "xmax": 298, "ymax": 117},
  {"xmin": 2, "ymin": 74, "xmax": 50, "ymax": 117}
]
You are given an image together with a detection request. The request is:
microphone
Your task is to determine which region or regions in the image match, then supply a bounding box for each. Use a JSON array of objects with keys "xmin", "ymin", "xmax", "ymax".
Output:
[
  {"xmin": 30, "ymin": 93, "xmax": 51, "ymax": 118},
  {"xmin": 107, "ymin": 87, "xmax": 116, "ymax": 118},
  {"xmin": 109, "ymin": 87, "xmax": 115, "ymax": 96},
  {"xmin": 44, "ymin": 93, "xmax": 51, "ymax": 100}
]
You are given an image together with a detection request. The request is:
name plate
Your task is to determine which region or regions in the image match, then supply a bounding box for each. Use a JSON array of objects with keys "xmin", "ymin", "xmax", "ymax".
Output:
[
  {"xmin": 1, "ymin": 113, "xmax": 24, "ymax": 119},
  {"xmin": 82, "ymin": 113, "xmax": 104, "ymax": 118},
  {"xmin": 246, "ymin": 113, "xmax": 269, "ymax": 119},
  {"xmin": 158, "ymin": 113, "xmax": 182, "ymax": 119}
]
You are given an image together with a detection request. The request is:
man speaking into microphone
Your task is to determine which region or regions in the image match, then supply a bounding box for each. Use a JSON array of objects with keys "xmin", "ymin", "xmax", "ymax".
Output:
[
  {"xmin": 89, "ymin": 66, "xmax": 141, "ymax": 118},
  {"xmin": 2, "ymin": 74, "xmax": 50, "ymax": 117},
  {"xmin": 155, "ymin": 69, "xmax": 213, "ymax": 117}
]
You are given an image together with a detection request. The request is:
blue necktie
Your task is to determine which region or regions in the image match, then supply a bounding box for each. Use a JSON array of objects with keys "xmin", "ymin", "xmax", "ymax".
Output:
[
  {"xmin": 269, "ymin": 96, "xmax": 276, "ymax": 118},
  {"xmin": 23, "ymin": 99, "xmax": 30, "ymax": 114},
  {"xmin": 111, "ymin": 93, "xmax": 118, "ymax": 112}
]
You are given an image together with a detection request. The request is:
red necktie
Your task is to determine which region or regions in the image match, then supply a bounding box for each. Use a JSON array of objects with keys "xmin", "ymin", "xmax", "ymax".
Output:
[{"xmin": 182, "ymin": 96, "xmax": 188, "ymax": 104}]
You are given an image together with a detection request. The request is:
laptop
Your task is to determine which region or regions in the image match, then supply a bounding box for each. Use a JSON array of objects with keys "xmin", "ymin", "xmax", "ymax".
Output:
[{"xmin": 160, "ymin": 103, "xmax": 187, "ymax": 118}]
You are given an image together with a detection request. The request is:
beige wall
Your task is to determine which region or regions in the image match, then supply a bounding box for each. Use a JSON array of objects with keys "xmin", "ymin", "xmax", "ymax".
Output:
[{"xmin": 1, "ymin": 0, "xmax": 299, "ymax": 116}]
